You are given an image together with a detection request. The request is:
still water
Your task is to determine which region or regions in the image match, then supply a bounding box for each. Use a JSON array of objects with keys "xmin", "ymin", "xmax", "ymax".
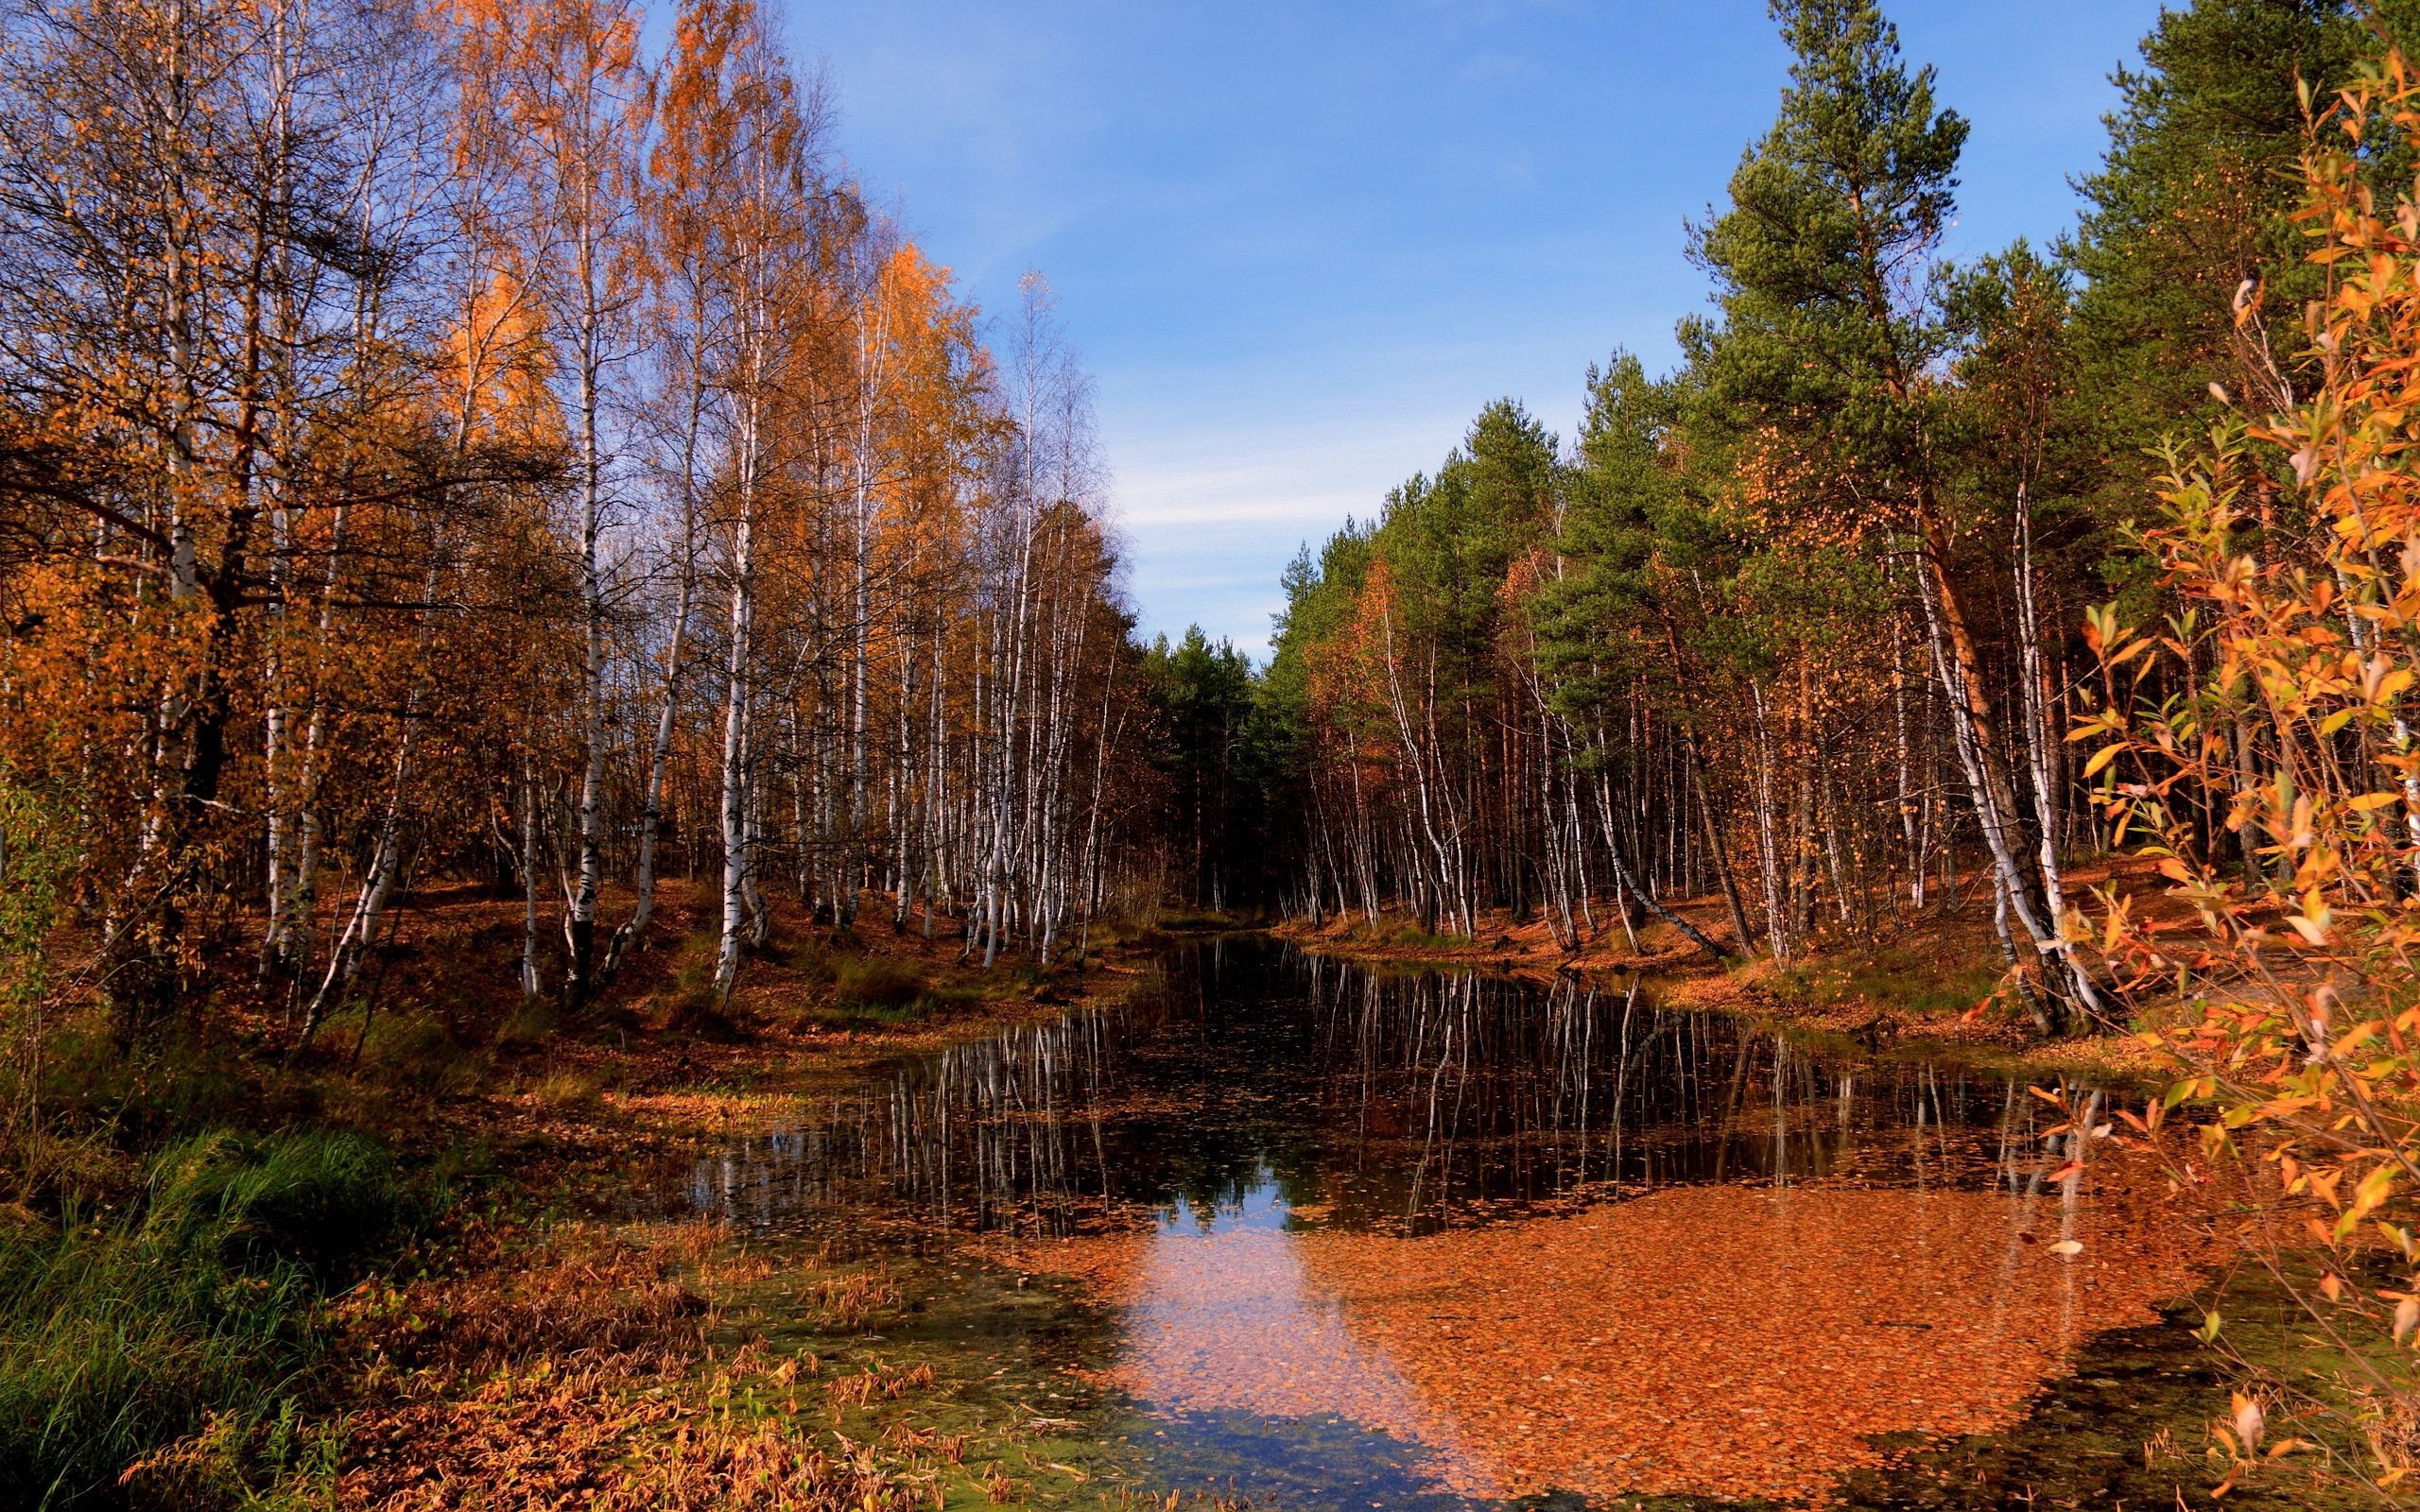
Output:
[{"xmin": 682, "ymin": 938, "xmax": 2244, "ymax": 1509}]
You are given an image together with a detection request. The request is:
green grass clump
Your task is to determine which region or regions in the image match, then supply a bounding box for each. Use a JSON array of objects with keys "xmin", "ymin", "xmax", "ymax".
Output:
[
  {"xmin": 533, "ymin": 1067, "xmax": 602, "ymax": 1108},
  {"xmin": 801, "ymin": 958, "xmax": 999, "ymax": 1031},
  {"xmin": 0, "ymin": 1129, "xmax": 406, "ymax": 1508},
  {"xmin": 787, "ymin": 939, "xmax": 838, "ymax": 985},
  {"xmin": 358, "ymin": 1012, "xmax": 462, "ymax": 1082},
  {"xmin": 913, "ymin": 984, "xmax": 985, "ymax": 1016},
  {"xmin": 1773, "ymin": 941, "xmax": 2003, "ymax": 1018},
  {"xmin": 1152, "ymin": 908, "xmax": 1236, "ymax": 930},
  {"xmin": 832, "ymin": 955, "xmax": 924, "ymax": 1011},
  {"xmin": 145, "ymin": 1129, "xmax": 401, "ymax": 1280},
  {"xmin": 492, "ymin": 996, "xmax": 558, "ymax": 1052}
]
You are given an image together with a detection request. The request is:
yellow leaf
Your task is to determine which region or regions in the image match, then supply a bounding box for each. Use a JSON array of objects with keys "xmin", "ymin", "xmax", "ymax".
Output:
[
  {"xmin": 2047, "ymin": 1239, "xmax": 2083, "ymax": 1257},
  {"xmin": 2358, "ymin": 1163, "xmax": 2396, "ymax": 1219},
  {"xmin": 2083, "ymin": 744, "xmax": 2123, "ymax": 779}
]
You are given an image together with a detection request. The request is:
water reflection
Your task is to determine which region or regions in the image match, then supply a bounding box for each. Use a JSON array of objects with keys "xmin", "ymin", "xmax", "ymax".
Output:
[
  {"xmin": 683, "ymin": 940, "xmax": 2206, "ymax": 1506},
  {"xmin": 689, "ymin": 939, "xmax": 2095, "ymax": 1241}
]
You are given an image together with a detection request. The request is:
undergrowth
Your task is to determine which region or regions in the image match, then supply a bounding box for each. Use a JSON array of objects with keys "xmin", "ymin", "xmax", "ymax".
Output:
[
  {"xmin": 0, "ymin": 1129, "xmax": 408, "ymax": 1510},
  {"xmin": 1384, "ymin": 925, "xmax": 1468, "ymax": 952},
  {"xmin": 801, "ymin": 954, "xmax": 993, "ymax": 1030},
  {"xmin": 832, "ymin": 955, "xmax": 924, "ymax": 1011},
  {"xmin": 1771, "ymin": 939, "xmax": 2004, "ymax": 1020}
]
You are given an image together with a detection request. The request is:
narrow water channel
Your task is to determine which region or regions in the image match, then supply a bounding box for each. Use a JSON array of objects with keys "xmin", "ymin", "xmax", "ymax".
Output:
[{"xmin": 680, "ymin": 938, "xmax": 2294, "ymax": 1509}]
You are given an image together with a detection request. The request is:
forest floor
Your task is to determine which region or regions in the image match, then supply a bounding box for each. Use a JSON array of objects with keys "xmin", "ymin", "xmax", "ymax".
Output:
[
  {"xmin": 16, "ymin": 864, "xmax": 2238, "ymax": 1506},
  {"xmin": 19, "ymin": 881, "xmax": 1201, "ymax": 1510},
  {"xmin": 1267, "ymin": 854, "xmax": 2188, "ymax": 1082}
]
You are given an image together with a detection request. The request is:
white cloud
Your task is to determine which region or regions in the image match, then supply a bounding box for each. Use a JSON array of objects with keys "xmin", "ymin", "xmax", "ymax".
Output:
[{"xmin": 1103, "ymin": 400, "xmax": 1482, "ymax": 657}]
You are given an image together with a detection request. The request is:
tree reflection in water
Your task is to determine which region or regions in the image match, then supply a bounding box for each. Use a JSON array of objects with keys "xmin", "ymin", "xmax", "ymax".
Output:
[{"xmin": 689, "ymin": 938, "xmax": 2103, "ymax": 1241}]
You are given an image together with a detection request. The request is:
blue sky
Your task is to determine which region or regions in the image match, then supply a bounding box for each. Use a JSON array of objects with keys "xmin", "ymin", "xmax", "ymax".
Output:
[{"xmin": 787, "ymin": 0, "xmax": 2168, "ymax": 661}]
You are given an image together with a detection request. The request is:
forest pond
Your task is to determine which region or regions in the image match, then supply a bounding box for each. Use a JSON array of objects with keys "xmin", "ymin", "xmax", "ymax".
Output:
[{"xmin": 676, "ymin": 939, "xmax": 2286, "ymax": 1510}]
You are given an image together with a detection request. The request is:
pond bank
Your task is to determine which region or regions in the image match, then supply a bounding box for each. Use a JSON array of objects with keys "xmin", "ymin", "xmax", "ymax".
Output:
[
  {"xmin": 304, "ymin": 916, "xmax": 1176, "ymax": 1511},
  {"xmin": 1269, "ymin": 856, "xmax": 2180, "ymax": 1084},
  {"xmin": 9, "ymin": 879, "xmax": 1172, "ymax": 1510}
]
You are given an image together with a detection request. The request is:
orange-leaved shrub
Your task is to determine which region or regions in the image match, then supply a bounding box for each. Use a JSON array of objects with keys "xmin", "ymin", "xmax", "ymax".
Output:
[{"xmin": 2077, "ymin": 44, "xmax": 2420, "ymax": 1496}]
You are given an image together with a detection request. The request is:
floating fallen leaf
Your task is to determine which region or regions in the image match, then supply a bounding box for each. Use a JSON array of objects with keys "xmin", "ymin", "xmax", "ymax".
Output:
[
  {"xmin": 2233, "ymin": 1391, "xmax": 2265, "ymax": 1454},
  {"xmin": 2047, "ymin": 1239, "xmax": 2084, "ymax": 1257}
]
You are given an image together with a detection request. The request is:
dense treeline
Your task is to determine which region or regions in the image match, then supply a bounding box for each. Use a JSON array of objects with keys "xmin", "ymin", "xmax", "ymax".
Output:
[
  {"xmin": 0, "ymin": 0, "xmax": 1193, "ymax": 1059},
  {"xmin": 1255, "ymin": 0, "xmax": 2420, "ymax": 1031}
]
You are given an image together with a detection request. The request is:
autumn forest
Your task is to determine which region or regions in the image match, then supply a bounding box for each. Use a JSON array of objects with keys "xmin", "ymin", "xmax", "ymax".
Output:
[{"xmin": 11, "ymin": 0, "xmax": 2420, "ymax": 1507}]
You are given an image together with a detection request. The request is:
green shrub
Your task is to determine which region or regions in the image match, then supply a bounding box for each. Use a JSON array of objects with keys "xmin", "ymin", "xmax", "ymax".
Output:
[{"xmin": 0, "ymin": 774, "xmax": 71, "ymax": 1143}]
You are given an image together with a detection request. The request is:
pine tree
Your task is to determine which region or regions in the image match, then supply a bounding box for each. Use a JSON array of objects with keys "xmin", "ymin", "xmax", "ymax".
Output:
[
  {"xmin": 1692, "ymin": 0, "xmax": 2105, "ymax": 1021},
  {"xmin": 2066, "ymin": 0, "xmax": 2420, "ymax": 494},
  {"xmin": 1145, "ymin": 627, "xmax": 1258, "ymax": 910}
]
